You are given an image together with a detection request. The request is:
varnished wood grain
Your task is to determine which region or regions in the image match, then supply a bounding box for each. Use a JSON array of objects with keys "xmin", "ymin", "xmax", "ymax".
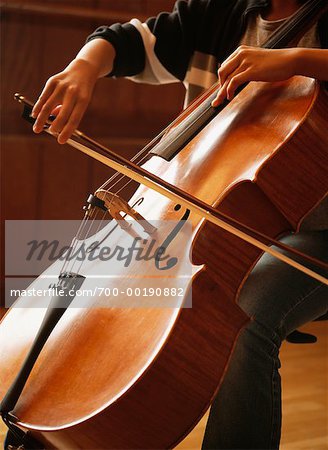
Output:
[
  {"xmin": 1, "ymin": 3, "xmax": 327, "ymax": 448},
  {"xmin": 1, "ymin": 0, "xmax": 184, "ymax": 308},
  {"xmin": 1, "ymin": 321, "xmax": 326, "ymax": 448},
  {"xmin": 1, "ymin": 78, "xmax": 327, "ymax": 449}
]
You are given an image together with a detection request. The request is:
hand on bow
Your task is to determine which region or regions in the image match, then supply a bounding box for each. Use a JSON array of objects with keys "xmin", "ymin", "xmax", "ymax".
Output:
[
  {"xmin": 32, "ymin": 59, "xmax": 99, "ymax": 144},
  {"xmin": 211, "ymin": 46, "xmax": 298, "ymax": 107},
  {"xmin": 32, "ymin": 39, "xmax": 115, "ymax": 144}
]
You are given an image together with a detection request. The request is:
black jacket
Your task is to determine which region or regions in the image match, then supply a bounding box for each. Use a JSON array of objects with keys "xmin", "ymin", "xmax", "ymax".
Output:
[{"xmin": 86, "ymin": 0, "xmax": 328, "ymax": 80}]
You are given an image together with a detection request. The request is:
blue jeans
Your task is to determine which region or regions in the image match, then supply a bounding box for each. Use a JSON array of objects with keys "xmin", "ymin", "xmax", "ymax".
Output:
[{"xmin": 202, "ymin": 231, "xmax": 328, "ymax": 450}]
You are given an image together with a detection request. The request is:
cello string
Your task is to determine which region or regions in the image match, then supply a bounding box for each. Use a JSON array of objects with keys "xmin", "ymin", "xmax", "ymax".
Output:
[
  {"xmin": 54, "ymin": 1, "xmax": 321, "ymax": 278},
  {"xmin": 64, "ymin": 129, "xmax": 328, "ymax": 275},
  {"xmin": 59, "ymin": 214, "xmax": 90, "ymax": 275},
  {"xmin": 59, "ymin": 192, "xmax": 114, "ymax": 277},
  {"xmin": 65, "ymin": 207, "xmax": 104, "ymax": 276},
  {"xmin": 101, "ymin": 1, "xmax": 323, "ymax": 195},
  {"xmin": 65, "ymin": 192, "xmax": 115, "ymax": 276},
  {"xmin": 58, "ymin": 82, "xmax": 236, "ymax": 279},
  {"xmin": 73, "ymin": 210, "xmax": 114, "ymax": 277},
  {"xmin": 59, "ymin": 202, "xmax": 107, "ymax": 277},
  {"xmin": 32, "ymin": 1, "xmax": 326, "ymax": 282},
  {"xmin": 59, "ymin": 84, "xmax": 222, "ymax": 277},
  {"xmin": 94, "ymin": 209, "xmax": 111, "ymax": 236},
  {"xmin": 15, "ymin": 1, "xmax": 318, "ymax": 284},
  {"xmin": 59, "ymin": 208, "xmax": 97, "ymax": 275},
  {"xmin": 72, "ymin": 0, "xmax": 318, "ymax": 200},
  {"xmin": 97, "ymin": 82, "xmax": 221, "ymax": 193},
  {"xmin": 263, "ymin": 0, "xmax": 320, "ymax": 48},
  {"xmin": 22, "ymin": 79, "xmax": 221, "ymax": 278},
  {"xmin": 72, "ymin": 195, "xmax": 150, "ymax": 277}
]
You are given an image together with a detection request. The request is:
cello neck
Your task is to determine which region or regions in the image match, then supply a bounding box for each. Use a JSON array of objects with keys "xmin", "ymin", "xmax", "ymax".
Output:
[
  {"xmin": 263, "ymin": 0, "xmax": 328, "ymax": 49},
  {"xmin": 149, "ymin": 0, "xmax": 328, "ymax": 161}
]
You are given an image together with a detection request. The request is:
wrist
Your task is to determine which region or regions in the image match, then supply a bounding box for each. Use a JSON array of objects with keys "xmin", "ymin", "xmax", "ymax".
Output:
[
  {"xmin": 67, "ymin": 57, "xmax": 101, "ymax": 79},
  {"xmin": 75, "ymin": 39, "xmax": 116, "ymax": 78},
  {"xmin": 290, "ymin": 48, "xmax": 306, "ymax": 76}
]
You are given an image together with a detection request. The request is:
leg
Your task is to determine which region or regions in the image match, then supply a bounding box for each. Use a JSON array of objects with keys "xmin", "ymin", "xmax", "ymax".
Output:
[{"xmin": 202, "ymin": 231, "xmax": 328, "ymax": 449}]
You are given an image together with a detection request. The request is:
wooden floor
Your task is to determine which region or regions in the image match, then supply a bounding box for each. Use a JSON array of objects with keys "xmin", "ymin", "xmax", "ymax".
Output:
[
  {"xmin": 176, "ymin": 321, "xmax": 328, "ymax": 450},
  {"xmin": 1, "ymin": 321, "xmax": 327, "ymax": 449}
]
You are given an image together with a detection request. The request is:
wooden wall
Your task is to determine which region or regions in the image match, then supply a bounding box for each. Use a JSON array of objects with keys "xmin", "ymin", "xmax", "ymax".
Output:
[{"xmin": 1, "ymin": 0, "xmax": 185, "ymax": 308}]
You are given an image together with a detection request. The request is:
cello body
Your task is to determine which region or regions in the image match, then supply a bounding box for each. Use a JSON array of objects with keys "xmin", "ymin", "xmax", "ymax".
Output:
[{"xmin": 1, "ymin": 76, "xmax": 328, "ymax": 449}]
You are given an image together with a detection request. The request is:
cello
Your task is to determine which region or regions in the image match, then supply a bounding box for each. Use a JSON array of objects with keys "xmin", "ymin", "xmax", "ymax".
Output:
[{"xmin": 1, "ymin": 0, "xmax": 328, "ymax": 448}]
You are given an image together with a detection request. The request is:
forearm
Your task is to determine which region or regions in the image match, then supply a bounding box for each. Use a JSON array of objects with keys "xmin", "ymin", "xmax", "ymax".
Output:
[
  {"xmin": 74, "ymin": 39, "xmax": 116, "ymax": 78},
  {"xmin": 293, "ymin": 48, "xmax": 328, "ymax": 81}
]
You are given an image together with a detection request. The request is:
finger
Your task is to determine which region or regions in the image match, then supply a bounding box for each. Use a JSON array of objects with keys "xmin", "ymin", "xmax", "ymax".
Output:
[
  {"xmin": 212, "ymin": 66, "xmax": 251, "ymax": 107},
  {"xmin": 33, "ymin": 88, "xmax": 62, "ymax": 133},
  {"xmin": 57, "ymin": 98, "xmax": 89, "ymax": 144},
  {"xmin": 212, "ymin": 63, "xmax": 243, "ymax": 107},
  {"xmin": 211, "ymin": 79, "xmax": 229, "ymax": 107},
  {"xmin": 226, "ymin": 69, "xmax": 252, "ymax": 100},
  {"xmin": 51, "ymin": 105, "xmax": 62, "ymax": 117},
  {"xmin": 48, "ymin": 88, "xmax": 77, "ymax": 134},
  {"xmin": 218, "ymin": 53, "xmax": 240, "ymax": 87},
  {"xmin": 32, "ymin": 79, "xmax": 57, "ymax": 118}
]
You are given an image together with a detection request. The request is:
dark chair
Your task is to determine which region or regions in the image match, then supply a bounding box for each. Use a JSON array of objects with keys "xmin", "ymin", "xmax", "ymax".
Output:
[{"xmin": 286, "ymin": 311, "xmax": 328, "ymax": 344}]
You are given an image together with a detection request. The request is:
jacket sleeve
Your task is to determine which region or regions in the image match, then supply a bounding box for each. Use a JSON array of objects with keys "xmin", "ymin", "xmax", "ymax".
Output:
[{"xmin": 86, "ymin": 0, "xmax": 207, "ymax": 84}]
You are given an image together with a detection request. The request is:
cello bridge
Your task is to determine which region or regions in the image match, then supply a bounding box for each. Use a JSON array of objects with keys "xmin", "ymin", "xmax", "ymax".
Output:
[{"xmin": 94, "ymin": 189, "xmax": 156, "ymax": 235}]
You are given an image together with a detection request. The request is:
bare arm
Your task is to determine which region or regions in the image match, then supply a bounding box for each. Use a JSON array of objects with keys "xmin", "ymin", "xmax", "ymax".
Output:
[
  {"xmin": 32, "ymin": 39, "xmax": 116, "ymax": 144},
  {"xmin": 294, "ymin": 48, "xmax": 328, "ymax": 80},
  {"xmin": 212, "ymin": 47, "xmax": 328, "ymax": 107}
]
